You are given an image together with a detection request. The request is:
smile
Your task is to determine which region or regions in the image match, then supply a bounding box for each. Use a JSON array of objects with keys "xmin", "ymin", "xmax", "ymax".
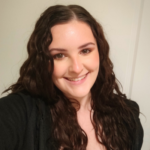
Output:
[
  {"xmin": 66, "ymin": 74, "xmax": 86, "ymax": 81},
  {"xmin": 64, "ymin": 73, "xmax": 89, "ymax": 84}
]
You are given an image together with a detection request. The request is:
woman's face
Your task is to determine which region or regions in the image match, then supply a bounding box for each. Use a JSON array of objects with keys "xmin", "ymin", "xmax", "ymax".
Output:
[{"xmin": 49, "ymin": 20, "xmax": 99, "ymax": 100}]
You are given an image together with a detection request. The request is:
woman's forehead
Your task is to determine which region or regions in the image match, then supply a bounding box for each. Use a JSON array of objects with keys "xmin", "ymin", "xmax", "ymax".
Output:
[{"xmin": 49, "ymin": 20, "xmax": 96, "ymax": 49}]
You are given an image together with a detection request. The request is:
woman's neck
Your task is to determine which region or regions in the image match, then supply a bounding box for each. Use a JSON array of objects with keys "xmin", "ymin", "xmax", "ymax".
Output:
[{"xmin": 66, "ymin": 92, "xmax": 92, "ymax": 111}]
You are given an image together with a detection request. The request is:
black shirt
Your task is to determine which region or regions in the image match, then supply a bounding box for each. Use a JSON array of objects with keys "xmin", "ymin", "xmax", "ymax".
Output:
[{"xmin": 0, "ymin": 92, "xmax": 143, "ymax": 150}]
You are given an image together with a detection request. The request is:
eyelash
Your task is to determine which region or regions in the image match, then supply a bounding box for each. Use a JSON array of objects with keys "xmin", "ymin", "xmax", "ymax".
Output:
[
  {"xmin": 53, "ymin": 53, "xmax": 65, "ymax": 60},
  {"xmin": 80, "ymin": 49, "xmax": 91, "ymax": 54},
  {"xmin": 53, "ymin": 49, "xmax": 92, "ymax": 60}
]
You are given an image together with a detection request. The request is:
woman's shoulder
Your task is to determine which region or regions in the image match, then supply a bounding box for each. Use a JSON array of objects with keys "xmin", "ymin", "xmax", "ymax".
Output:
[
  {"xmin": 123, "ymin": 98, "xmax": 144, "ymax": 149},
  {"xmin": 0, "ymin": 91, "xmax": 41, "ymax": 132},
  {"xmin": 124, "ymin": 98, "xmax": 139, "ymax": 108},
  {"xmin": 0, "ymin": 91, "xmax": 52, "ymax": 150},
  {"xmin": 0, "ymin": 91, "xmax": 35, "ymax": 149},
  {"xmin": 0, "ymin": 91, "xmax": 37, "ymax": 117},
  {"xmin": 123, "ymin": 98, "xmax": 140, "ymax": 117}
]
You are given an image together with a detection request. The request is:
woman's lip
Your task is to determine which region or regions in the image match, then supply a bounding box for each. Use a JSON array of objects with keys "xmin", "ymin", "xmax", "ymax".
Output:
[
  {"xmin": 64, "ymin": 73, "xmax": 89, "ymax": 85},
  {"xmin": 64, "ymin": 73, "xmax": 89, "ymax": 80}
]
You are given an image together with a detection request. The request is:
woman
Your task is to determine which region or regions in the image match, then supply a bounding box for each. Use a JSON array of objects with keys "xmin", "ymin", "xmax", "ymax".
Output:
[{"xmin": 0, "ymin": 5, "xmax": 143, "ymax": 150}]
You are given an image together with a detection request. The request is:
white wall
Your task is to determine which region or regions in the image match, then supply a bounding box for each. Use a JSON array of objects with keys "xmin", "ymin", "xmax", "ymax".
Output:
[
  {"xmin": 0, "ymin": 0, "xmax": 149, "ymax": 149},
  {"xmin": 131, "ymin": 0, "xmax": 150, "ymax": 149}
]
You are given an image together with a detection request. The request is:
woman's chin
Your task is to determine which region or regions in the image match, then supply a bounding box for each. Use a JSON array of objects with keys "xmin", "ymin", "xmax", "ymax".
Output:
[{"xmin": 64, "ymin": 91, "xmax": 91, "ymax": 101}]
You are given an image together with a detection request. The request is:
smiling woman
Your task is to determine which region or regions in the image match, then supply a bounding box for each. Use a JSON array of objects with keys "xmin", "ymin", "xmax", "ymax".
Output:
[
  {"xmin": 0, "ymin": 5, "xmax": 143, "ymax": 150},
  {"xmin": 50, "ymin": 21, "xmax": 99, "ymax": 101}
]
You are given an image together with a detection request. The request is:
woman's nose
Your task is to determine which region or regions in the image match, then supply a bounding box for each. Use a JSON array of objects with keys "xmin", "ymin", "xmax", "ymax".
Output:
[{"xmin": 69, "ymin": 57, "xmax": 83, "ymax": 74}]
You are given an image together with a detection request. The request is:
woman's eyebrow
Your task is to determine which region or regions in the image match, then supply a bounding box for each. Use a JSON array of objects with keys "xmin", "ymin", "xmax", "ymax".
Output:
[
  {"xmin": 49, "ymin": 48, "xmax": 66, "ymax": 52},
  {"xmin": 49, "ymin": 42, "xmax": 95, "ymax": 52},
  {"xmin": 78, "ymin": 42, "xmax": 95, "ymax": 49}
]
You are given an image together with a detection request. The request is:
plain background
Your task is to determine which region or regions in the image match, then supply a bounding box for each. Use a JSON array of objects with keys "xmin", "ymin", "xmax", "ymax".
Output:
[{"xmin": 0, "ymin": 0, "xmax": 149, "ymax": 149}]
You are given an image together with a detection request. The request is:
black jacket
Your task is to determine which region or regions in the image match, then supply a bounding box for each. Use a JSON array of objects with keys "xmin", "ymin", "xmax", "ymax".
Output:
[{"xmin": 0, "ymin": 92, "xmax": 143, "ymax": 150}]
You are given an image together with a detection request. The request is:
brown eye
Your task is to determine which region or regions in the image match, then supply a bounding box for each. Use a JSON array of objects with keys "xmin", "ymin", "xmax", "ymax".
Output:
[
  {"xmin": 53, "ymin": 53, "xmax": 65, "ymax": 59},
  {"xmin": 81, "ymin": 49, "xmax": 91, "ymax": 54}
]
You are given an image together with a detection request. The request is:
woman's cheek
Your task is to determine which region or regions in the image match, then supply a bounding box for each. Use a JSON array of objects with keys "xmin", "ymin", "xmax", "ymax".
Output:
[
  {"xmin": 53, "ymin": 61, "xmax": 67, "ymax": 78},
  {"xmin": 93, "ymin": 54, "xmax": 100, "ymax": 68},
  {"xmin": 86, "ymin": 52, "xmax": 100, "ymax": 70}
]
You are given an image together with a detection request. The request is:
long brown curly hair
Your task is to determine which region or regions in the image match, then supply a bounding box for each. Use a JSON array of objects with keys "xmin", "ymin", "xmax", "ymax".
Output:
[{"xmin": 5, "ymin": 5, "xmax": 136, "ymax": 150}]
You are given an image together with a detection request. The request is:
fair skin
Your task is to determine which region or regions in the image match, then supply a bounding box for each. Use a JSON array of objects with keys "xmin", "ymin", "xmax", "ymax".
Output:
[{"xmin": 49, "ymin": 20, "xmax": 105, "ymax": 150}]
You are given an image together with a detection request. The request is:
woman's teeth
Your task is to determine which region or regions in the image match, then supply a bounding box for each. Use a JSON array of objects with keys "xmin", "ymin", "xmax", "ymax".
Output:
[{"xmin": 67, "ymin": 74, "xmax": 86, "ymax": 81}]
